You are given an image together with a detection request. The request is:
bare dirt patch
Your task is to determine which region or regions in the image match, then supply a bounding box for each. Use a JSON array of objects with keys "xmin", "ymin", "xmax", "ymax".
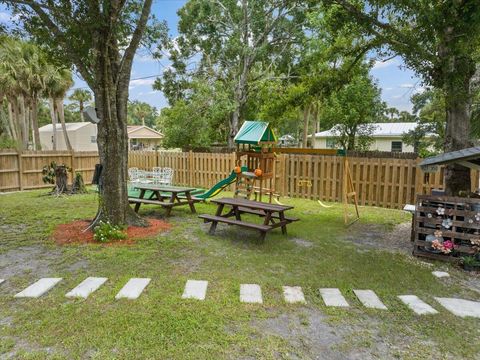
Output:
[
  {"xmin": 343, "ymin": 222, "xmax": 412, "ymax": 254},
  {"xmin": 52, "ymin": 218, "xmax": 171, "ymax": 245},
  {"xmin": 251, "ymin": 308, "xmax": 445, "ymax": 360}
]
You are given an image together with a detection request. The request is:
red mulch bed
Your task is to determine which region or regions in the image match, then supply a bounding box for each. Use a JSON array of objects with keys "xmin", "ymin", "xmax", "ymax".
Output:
[{"xmin": 52, "ymin": 218, "xmax": 171, "ymax": 246}]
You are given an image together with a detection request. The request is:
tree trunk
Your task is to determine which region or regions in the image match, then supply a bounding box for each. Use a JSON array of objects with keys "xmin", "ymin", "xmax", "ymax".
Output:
[
  {"xmin": 302, "ymin": 105, "xmax": 311, "ymax": 148},
  {"xmin": 443, "ymin": 89, "xmax": 473, "ymax": 195},
  {"xmin": 79, "ymin": 100, "xmax": 84, "ymax": 122},
  {"xmin": 18, "ymin": 95, "xmax": 28, "ymax": 149},
  {"xmin": 54, "ymin": 165, "xmax": 69, "ymax": 194},
  {"xmin": 7, "ymin": 101, "xmax": 18, "ymax": 142},
  {"xmin": 228, "ymin": 56, "xmax": 250, "ymax": 149},
  {"xmin": 49, "ymin": 98, "xmax": 57, "ymax": 150},
  {"xmin": 93, "ymin": 67, "xmax": 144, "ymax": 227},
  {"xmin": 55, "ymin": 99, "xmax": 73, "ymax": 151},
  {"xmin": 31, "ymin": 96, "xmax": 41, "ymax": 150},
  {"xmin": 310, "ymin": 104, "xmax": 318, "ymax": 149}
]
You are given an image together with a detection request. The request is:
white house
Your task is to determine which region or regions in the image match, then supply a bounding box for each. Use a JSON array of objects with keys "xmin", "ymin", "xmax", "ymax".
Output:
[
  {"xmin": 39, "ymin": 122, "xmax": 164, "ymax": 151},
  {"xmin": 39, "ymin": 122, "xmax": 98, "ymax": 151},
  {"xmin": 311, "ymin": 122, "xmax": 420, "ymax": 153}
]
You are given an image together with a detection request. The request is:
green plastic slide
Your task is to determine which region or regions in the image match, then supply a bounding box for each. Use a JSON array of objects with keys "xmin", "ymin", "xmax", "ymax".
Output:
[{"xmin": 195, "ymin": 166, "xmax": 247, "ymax": 199}]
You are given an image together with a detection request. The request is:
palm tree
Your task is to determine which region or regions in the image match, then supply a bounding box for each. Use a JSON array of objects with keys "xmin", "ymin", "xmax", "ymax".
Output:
[
  {"xmin": 129, "ymin": 101, "xmax": 152, "ymax": 126},
  {"xmin": 45, "ymin": 66, "xmax": 74, "ymax": 151},
  {"xmin": 69, "ymin": 89, "xmax": 92, "ymax": 121}
]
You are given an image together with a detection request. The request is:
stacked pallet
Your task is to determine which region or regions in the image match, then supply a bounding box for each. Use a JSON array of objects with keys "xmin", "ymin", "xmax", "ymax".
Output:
[{"xmin": 414, "ymin": 195, "xmax": 480, "ymax": 261}]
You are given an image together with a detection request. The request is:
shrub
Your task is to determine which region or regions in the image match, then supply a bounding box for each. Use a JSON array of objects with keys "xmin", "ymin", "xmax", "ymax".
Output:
[{"xmin": 93, "ymin": 221, "xmax": 127, "ymax": 242}]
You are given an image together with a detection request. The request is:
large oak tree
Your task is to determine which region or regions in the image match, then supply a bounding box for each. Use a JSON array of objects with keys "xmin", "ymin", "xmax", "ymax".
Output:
[
  {"xmin": 4, "ymin": 0, "xmax": 161, "ymax": 225},
  {"xmin": 327, "ymin": 0, "xmax": 480, "ymax": 195}
]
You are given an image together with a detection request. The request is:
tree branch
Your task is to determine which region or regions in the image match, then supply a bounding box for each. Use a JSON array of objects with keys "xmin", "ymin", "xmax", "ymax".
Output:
[
  {"xmin": 117, "ymin": 0, "xmax": 153, "ymax": 86},
  {"xmin": 6, "ymin": 0, "xmax": 94, "ymax": 86}
]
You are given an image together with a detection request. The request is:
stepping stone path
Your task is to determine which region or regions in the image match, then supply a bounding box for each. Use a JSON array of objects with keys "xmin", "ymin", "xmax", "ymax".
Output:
[
  {"xmin": 319, "ymin": 288, "xmax": 349, "ymax": 307},
  {"xmin": 240, "ymin": 284, "xmax": 263, "ymax": 304},
  {"xmin": 182, "ymin": 280, "xmax": 208, "ymax": 300},
  {"xmin": 398, "ymin": 295, "xmax": 438, "ymax": 315},
  {"xmin": 66, "ymin": 277, "xmax": 108, "ymax": 299},
  {"xmin": 6, "ymin": 276, "xmax": 480, "ymax": 320},
  {"xmin": 435, "ymin": 297, "xmax": 480, "ymax": 318},
  {"xmin": 432, "ymin": 271, "xmax": 450, "ymax": 278},
  {"xmin": 283, "ymin": 286, "xmax": 306, "ymax": 304},
  {"xmin": 353, "ymin": 289, "xmax": 387, "ymax": 310},
  {"xmin": 15, "ymin": 278, "xmax": 62, "ymax": 298},
  {"xmin": 115, "ymin": 278, "xmax": 151, "ymax": 300}
]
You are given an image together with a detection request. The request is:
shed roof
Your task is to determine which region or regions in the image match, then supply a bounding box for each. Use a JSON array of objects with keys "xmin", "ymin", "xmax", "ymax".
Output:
[
  {"xmin": 419, "ymin": 147, "xmax": 480, "ymax": 171},
  {"xmin": 39, "ymin": 122, "xmax": 92, "ymax": 132},
  {"xmin": 234, "ymin": 121, "xmax": 277, "ymax": 145}
]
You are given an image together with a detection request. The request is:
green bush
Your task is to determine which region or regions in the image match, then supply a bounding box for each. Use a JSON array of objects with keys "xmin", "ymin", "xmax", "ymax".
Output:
[{"xmin": 93, "ymin": 220, "xmax": 127, "ymax": 242}]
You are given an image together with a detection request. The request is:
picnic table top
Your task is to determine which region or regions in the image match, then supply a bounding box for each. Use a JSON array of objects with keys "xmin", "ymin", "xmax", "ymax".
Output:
[
  {"xmin": 211, "ymin": 197, "xmax": 294, "ymax": 211},
  {"xmin": 133, "ymin": 184, "xmax": 197, "ymax": 193}
]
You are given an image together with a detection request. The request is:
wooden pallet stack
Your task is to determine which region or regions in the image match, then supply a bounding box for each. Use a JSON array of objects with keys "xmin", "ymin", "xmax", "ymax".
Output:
[{"xmin": 414, "ymin": 194, "xmax": 479, "ymax": 261}]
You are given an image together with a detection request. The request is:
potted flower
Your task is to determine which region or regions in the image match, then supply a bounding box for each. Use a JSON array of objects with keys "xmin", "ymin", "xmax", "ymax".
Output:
[{"xmin": 461, "ymin": 255, "xmax": 480, "ymax": 271}]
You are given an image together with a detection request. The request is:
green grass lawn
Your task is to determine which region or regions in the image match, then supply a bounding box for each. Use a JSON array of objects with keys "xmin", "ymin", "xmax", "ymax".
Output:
[{"xmin": 0, "ymin": 189, "xmax": 479, "ymax": 359}]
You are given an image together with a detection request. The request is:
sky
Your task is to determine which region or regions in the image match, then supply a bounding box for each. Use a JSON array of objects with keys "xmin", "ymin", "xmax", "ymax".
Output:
[{"xmin": 0, "ymin": 1, "xmax": 423, "ymax": 113}]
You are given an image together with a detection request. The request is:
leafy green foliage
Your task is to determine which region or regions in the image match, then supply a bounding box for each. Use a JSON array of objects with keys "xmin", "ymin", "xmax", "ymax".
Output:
[
  {"xmin": 155, "ymin": 0, "xmax": 308, "ymax": 145},
  {"xmin": 127, "ymin": 100, "xmax": 159, "ymax": 128},
  {"xmin": 158, "ymin": 80, "xmax": 234, "ymax": 149},
  {"xmin": 403, "ymin": 90, "xmax": 446, "ymax": 157},
  {"xmin": 0, "ymin": 135, "xmax": 16, "ymax": 149},
  {"xmin": 320, "ymin": 70, "xmax": 385, "ymax": 150},
  {"xmin": 93, "ymin": 220, "xmax": 127, "ymax": 243}
]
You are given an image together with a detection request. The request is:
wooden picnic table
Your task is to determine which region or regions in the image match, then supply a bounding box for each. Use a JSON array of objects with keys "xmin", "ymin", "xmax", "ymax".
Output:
[
  {"xmin": 129, "ymin": 184, "xmax": 198, "ymax": 216},
  {"xmin": 198, "ymin": 197, "xmax": 299, "ymax": 240}
]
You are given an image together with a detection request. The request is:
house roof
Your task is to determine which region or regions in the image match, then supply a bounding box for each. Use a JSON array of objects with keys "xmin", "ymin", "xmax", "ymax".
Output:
[
  {"xmin": 127, "ymin": 125, "xmax": 163, "ymax": 139},
  {"xmin": 312, "ymin": 122, "xmax": 418, "ymax": 138},
  {"xmin": 279, "ymin": 134, "xmax": 295, "ymax": 141},
  {"xmin": 419, "ymin": 147, "xmax": 480, "ymax": 172},
  {"xmin": 39, "ymin": 122, "xmax": 92, "ymax": 132},
  {"xmin": 234, "ymin": 121, "xmax": 277, "ymax": 145}
]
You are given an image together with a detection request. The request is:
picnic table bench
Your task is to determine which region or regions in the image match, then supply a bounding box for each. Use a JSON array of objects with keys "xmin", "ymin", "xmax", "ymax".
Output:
[
  {"xmin": 129, "ymin": 184, "xmax": 199, "ymax": 216},
  {"xmin": 199, "ymin": 197, "xmax": 299, "ymax": 240}
]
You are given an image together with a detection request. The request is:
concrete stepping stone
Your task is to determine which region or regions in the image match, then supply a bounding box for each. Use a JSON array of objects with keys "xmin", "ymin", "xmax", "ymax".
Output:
[
  {"xmin": 66, "ymin": 277, "xmax": 108, "ymax": 299},
  {"xmin": 319, "ymin": 288, "xmax": 349, "ymax": 307},
  {"xmin": 283, "ymin": 286, "xmax": 306, "ymax": 304},
  {"xmin": 240, "ymin": 284, "xmax": 263, "ymax": 304},
  {"xmin": 115, "ymin": 278, "xmax": 151, "ymax": 300},
  {"xmin": 14, "ymin": 278, "xmax": 62, "ymax": 298},
  {"xmin": 432, "ymin": 271, "xmax": 450, "ymax": 278},
  {"xmin": 435, "ymin": 297, "xmax": 480, "ymax": 318},
  {"xmin": 353, "ymin": 290, "xmax": 387, "ymax": 310},
  {"xmin": 182, "ymin": 280, "xmax": 208, "ymax": 300},
  {"xmin": 398, "ymin": 295, "xmax": 438, "ymax": 315}
]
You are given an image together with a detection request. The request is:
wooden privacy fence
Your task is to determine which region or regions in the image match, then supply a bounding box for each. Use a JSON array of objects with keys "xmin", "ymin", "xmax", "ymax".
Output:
[
  {"xmin": 1, "ymin": 150, "xmax": 479, "ymax": 209},
  {"xmin": 0, "ymin": 150, "xmax": 99, "ymax": 192}
]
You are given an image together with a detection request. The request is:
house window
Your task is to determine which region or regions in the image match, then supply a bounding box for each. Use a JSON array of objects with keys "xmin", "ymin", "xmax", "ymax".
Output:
[
  {"xmin": 391, "ymin": 141, "xmax": 402, "ymax": 152},
  {"xmin": 326, "ymin": 138, "xmax": 336, "ymax": 149},
  {"xmin": 90, "ymin": 136, "xmax": 97, "ymax": 143}
]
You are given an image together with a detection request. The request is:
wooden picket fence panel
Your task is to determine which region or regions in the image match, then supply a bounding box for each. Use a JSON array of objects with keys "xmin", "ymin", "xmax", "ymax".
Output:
[{"xmin": 1, "ymin": 150, "xmax": 478, "ymax": 209}]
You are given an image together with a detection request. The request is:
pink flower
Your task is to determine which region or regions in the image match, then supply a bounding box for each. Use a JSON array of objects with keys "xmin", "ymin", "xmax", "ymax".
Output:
[{"xmin": 443, "ymin": 240, "xmax": 454, "ymax": 250}]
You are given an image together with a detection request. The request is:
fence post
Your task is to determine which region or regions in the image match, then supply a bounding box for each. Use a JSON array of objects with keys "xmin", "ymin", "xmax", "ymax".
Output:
[
  {"xmin": 17, "ymin": 151, "xmax": 23, "ymax": 191},
  {"xmin": 414, "ymin": 158, "xmax": 424, "ymax": 201},
  {"xmin": 189, "ymin": 150, "xmax": 194, "ymax": 186}
]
